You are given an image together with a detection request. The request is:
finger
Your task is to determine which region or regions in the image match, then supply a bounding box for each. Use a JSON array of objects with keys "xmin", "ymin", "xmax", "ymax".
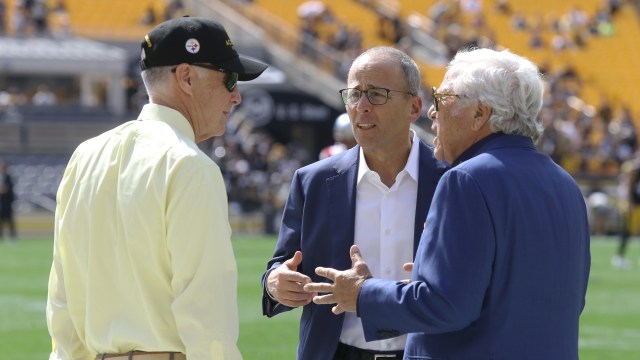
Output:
[
  {"xmin": 315, "ymin": 266, "xmax": 339, "ymax": 281},
  {"xmin": 281, "ymin": 298, "xmax": 314, "ymax": 308},
  {"xmin": 275, "ymin": 280, "xmax": 313, "ymax": 300},
  {"xmin": 270, "ymin": 270, "xmax": 311, "ymax": 295},
  {"xmin": 278, "ymin": 292, "xmax": 316, "ymax": 307},
  {"xmin": 281, "ymin": 271, "xmax": 312, "ymax": 285},
  {"xmin": 350, "ymin": 244, "xmax": 363, "ymax": 264},
  {"xmin": 401, "ymin": 279, "xmax": 411, "ymax": 284},
  {"xmin": 312, "ymin": 293, "xmax": 336, "ymax": 305},
  {"xmin": 284, "ymin": 251, "xmax": 303, "ymax": 271},
  {"xmin": 332, "ymin": 304, "xmax": 345, "ymax": 315},
  {"xmin": 403, "ymin": 262, "xmax": 413, "ymax": 272},
  {"xmin": 304, "ymin": 282, "xmax": 333, "ymax": 293}
]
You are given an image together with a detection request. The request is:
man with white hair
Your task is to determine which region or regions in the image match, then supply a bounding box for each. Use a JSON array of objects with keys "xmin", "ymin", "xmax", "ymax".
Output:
[{"xmin": 306, "ymin": 48, "xmax": 591, "ymax": 359}]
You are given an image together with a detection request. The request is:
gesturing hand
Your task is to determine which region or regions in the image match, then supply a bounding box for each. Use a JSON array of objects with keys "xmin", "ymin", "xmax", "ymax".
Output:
[
  {"xmin": 401, "ymin": 262, "xmax": 413, "ymax": 284},
  {"xmin": 266, "ymin": 251, "xmax": 316, "ymax": 307},
  {"xmin": 303, "ymin": 245, "xmax": 373, "ymax": 314}
]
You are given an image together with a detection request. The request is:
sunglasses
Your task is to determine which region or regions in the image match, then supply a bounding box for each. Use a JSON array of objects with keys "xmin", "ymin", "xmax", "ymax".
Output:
[{"xmin": 171, "ymin": 63, "xmax": 239, "ymax": 92}]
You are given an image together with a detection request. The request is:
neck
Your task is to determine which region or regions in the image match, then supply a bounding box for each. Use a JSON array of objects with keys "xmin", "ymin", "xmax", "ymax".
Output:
[{"xmin": 364, "ymin": 137, "xmax": 413, "ymax": 187}]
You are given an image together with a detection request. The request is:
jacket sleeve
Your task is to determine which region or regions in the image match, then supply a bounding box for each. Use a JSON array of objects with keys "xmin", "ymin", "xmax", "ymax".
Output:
[
  {"xmin": 262, "ymin": 170, "xmax": 305, "ymax": 317},
  {"xmin": 358, "ymin": 169, "xmax": 495, "ymax": 340}
]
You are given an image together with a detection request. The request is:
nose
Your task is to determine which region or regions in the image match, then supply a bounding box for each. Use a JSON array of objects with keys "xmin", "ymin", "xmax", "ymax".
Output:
[
  {"xmin": 427, "ymin": 104, "xmax": 437, "ymax": 120},
  {"xmin": 231, "ymin": 87, "xmax": 241, "ymax": 105},
  {"xmin": 355, "ymin": 93, "xmax": 371, "ymax": 113}
]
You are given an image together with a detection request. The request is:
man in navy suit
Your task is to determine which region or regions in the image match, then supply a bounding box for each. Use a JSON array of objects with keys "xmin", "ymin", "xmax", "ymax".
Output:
[
  {"xmin": 261, "ymin": 46, "xmax": 448, "ymax": 359},
  {"xmin": 306, "ymin": 48, "xmax": 591, "ymax": 359}
]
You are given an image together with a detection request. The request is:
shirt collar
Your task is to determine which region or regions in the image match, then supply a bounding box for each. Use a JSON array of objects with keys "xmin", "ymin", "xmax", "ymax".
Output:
[
  {"xmin": 137, "ymin": 103, "xmax": 195, "ymax": 142},
  {"xmin": 357, "ymin": 129, "xmax": 420, "ymax": 184}
]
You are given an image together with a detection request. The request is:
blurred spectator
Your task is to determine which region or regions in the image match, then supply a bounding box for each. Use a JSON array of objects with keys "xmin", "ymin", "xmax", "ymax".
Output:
[
  {"xmin": 51, "ymin": 0, "xmax": 67, "ymax": 13},
  {"xmin": 11, "ymin": 3, "xmax": 28, "ymax": 36},
  {"xmin": 0, "ymin": 86, "xmax": 28, "ymax": 106},
  {"xmin": 0, "ymin": 160, "xmax": 17, "ymax": 242},
  {"xmin": 607, "ymin": 0, "xmax": 622, "ymax": 16},
  {"xmin": 374, "ymin": 0, "xmax": 404, "ymax": 43},
  {"xmin": 528, "ymin": 29, "xmax": 545, "ymax": 48},
  {"xmin": 586, "ymin": 189, "xmax": 614, "ymax": 235},
  {"xmin": 299, "ymin": 17, "xmax": 319, "ymax": 58},
  {"xmin": 139, "ymin": 5, "xmax": 157, "ymax": 26},
  {"xmin": 494, "ymin": 0, "xmax": 511, "ymax": 15},
  {"xmin": 51, "ymin": 0, "xmax": 71, "ymax": 37},
  {"xmin": 460, "ymin": 0, "xmax": 483, "ymax": 15},
  {"xmin": 163, "ymin": 0, "xmax": 185, "ymax": 20},
  {"xmin": 31, "ymin": 84, "xmax": 57, "ymax": 106},
  {"xmin": 429, "ymin": 0, "xmax": 456, "ymax": 26},
  {"xmin": 615, "ymin": 151, "xmax": 640, "ymax": 269},
  {"xmin": 510, "ymin": 11, "xmax": 528, "ymax": 30},
  {"xmin": 31, "ymin": 0, "xmax": 48, "ymax": 35}
]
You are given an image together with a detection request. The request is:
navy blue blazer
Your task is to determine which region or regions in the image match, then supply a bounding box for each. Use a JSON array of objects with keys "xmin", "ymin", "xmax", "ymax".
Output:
[
  {"xmin": 358, "ymin": 134, "xmax": 591, "ymax": 359},
  {"xmin": 262, "ymin": 140, "xmax": 447, "ymax": 360}
]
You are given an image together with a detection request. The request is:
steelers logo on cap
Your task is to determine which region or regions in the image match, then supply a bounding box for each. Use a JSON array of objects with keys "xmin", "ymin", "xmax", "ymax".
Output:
[{"xmin": 185, "ymin": 39, "xmax": 200, "ymax": 54}]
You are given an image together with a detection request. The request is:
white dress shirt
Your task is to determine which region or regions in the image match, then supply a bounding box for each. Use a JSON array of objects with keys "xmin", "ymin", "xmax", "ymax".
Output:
[{"xmin": 340, "ymin": 130, "xmax": 420, "ymax": 351}]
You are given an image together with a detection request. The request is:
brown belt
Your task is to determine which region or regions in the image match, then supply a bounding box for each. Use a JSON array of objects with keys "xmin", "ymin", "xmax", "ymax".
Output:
[{"xmin": 96, "ymin": 351, "xmax": 186, "ymax": 360}]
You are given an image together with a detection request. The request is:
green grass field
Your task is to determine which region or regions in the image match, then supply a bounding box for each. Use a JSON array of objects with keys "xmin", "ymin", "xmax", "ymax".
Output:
[{"xmin": 1, "ymin": 236, "xmax": 639, "ymax": 359}]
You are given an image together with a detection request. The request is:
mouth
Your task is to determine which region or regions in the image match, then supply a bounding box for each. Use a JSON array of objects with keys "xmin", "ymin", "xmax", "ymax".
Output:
[{"xmin": 357, "ymin": 124, "xmax": 375, "ymax": 130}]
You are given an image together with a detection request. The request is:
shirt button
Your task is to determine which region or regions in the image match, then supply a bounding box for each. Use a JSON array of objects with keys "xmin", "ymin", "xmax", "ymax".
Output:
[{"xmin": 385, "ymin": 229, "xmax": 390, "ymax": 236}]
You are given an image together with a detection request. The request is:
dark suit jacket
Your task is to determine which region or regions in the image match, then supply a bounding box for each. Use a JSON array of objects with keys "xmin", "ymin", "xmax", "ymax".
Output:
[
  {"xmin": 262, "ymin": 140, "xmax": 448, "ymax": 360},
  {"xmin": 358, "ymin": 134, "xmax": 591, "ymax": 359}
]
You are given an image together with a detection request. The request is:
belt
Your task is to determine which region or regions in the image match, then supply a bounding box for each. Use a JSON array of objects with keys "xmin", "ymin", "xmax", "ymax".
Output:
[
  {"xmin": 335, "ymin": 342, "xmax": 404, "ymax": 360},
  {"xmin": 96, "ymin": 352, "xmax": 186, "ymax": 360}
]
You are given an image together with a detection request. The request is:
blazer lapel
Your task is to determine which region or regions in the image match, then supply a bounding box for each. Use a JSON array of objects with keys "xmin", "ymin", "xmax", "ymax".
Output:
[{"xmin": 327, "ymin": 147, "xmax": 359, "ymax": 270}]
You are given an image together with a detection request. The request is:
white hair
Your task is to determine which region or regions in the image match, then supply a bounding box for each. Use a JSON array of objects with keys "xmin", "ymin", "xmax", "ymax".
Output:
[{"xmin": 448, "ymin": 48, "xmax": 545, "ymax": 141}]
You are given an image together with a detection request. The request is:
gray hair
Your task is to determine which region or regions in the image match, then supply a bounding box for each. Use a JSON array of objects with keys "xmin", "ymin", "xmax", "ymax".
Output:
[
  {"xmin": 447, "ymin": 48, "xmax": 544, "ymax": 141},
  {"xmin": 140, "ymin": 66, "xmax": 174, "ymax": 96},
  {"xmin": 354, "ymin": 46, "xmax": 421, "ymax": 95}
]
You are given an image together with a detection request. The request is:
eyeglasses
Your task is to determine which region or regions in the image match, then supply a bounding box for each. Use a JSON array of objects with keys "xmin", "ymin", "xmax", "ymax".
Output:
[
  {"xmin": 171, "ymin": 63, "xmax": 239, "ymax": 92},
  {"xmin": 432, "ymin": 86, "xmax": 460, "ymax": 111},
  {"xmin": 339, "ymin": 87, "xmax": 416, "ymax": 106}
]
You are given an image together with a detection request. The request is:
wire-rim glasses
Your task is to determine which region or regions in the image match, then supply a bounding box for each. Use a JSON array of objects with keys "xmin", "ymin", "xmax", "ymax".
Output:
[
  {"xmin": 339, "ymin": 87, "xmax": 416, "ymax": 106},
  {"xmin": 432, "ymin": 86, "xmax": 460, "ymax": 111}
]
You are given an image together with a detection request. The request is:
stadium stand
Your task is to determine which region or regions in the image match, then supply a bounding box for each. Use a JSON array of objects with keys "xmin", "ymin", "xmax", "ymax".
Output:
[
  {"xmin": 201, "ymin": 0, "xmax": 640, "ymax": 234},
  {"xmin": 4, "ymin": 0, "xmax": 169, "ymax": 40},
  {"xmin": 2, "ymin": 0, "xmax": 640, "ymax": 235}
]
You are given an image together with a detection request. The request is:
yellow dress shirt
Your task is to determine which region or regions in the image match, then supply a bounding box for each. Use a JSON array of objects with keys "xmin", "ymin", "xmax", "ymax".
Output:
[{"xmin": 47, "ymin": 104, "xmax": 241, "ymax": 360}]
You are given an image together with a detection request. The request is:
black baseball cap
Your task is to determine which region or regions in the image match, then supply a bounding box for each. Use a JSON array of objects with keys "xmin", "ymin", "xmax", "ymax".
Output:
[{"xmin": 140, "ymin": 16, "xmax": 268, "ymax": 81}]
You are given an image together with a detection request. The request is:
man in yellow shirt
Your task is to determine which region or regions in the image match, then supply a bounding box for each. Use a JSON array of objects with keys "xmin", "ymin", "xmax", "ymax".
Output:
[{"xmin": 46, "ymin": 17, "xmax": 267, "ymax": 360}]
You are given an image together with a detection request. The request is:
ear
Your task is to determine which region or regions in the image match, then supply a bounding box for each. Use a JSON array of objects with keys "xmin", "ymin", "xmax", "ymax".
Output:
[
  {"xmin": 471, "ymin": 101, "xmax": 492, "ymax": 131},
  {"xmin": 408, "ymin": 95, "xmax": 423, "ymax": 124},
  {"xmin": 173, "ymin": 64, "xmax": 195, "ymax": 96}
]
